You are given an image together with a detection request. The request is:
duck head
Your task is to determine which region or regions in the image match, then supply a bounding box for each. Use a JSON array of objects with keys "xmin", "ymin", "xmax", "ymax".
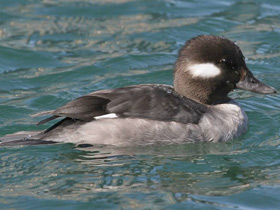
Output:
[{"xmin": 174, "ymin": 35, "xmax": 277, "ymax": 105}]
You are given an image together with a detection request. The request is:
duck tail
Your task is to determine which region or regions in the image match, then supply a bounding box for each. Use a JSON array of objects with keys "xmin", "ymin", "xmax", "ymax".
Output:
[{"xmin": 0, "ymin": 131, "xmax": 56, "ymax": 146}]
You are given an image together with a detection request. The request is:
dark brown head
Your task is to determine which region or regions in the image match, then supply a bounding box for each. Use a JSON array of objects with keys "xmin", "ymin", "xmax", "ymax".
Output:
[{"xmin": 174, "ymin": 35, "xmax": 276, "ymax": 104}]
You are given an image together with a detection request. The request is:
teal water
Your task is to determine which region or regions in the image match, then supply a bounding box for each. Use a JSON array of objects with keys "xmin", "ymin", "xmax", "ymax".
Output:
[{"xmin": 1, "ymin": 0, "xmax": 280, "ymax": 209}]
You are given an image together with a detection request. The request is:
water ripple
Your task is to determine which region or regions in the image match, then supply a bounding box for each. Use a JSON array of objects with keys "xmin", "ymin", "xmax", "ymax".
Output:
[{"xmin": 1, "ymin": 0, "xmax": 280, "ymax": 209}]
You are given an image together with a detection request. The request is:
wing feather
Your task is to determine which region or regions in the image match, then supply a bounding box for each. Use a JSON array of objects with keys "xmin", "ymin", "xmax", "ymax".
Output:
[{"xmin": 36, "ymin": 84, "xmax": 207, "ymax": 126}]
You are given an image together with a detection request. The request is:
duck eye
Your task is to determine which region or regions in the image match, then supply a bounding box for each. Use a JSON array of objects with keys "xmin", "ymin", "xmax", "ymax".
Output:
[
  {"xmin": 220, "ymin": 58, "xmax": 237, "ymax": 70},
  {"xmin": 220, "ymin": 58, "xmax": 226, "ymax": 63}
]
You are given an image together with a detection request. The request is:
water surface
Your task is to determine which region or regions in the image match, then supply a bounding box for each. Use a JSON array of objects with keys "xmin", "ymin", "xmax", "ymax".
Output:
[{"xmin": 1, "ymin": 0, "xmax": 280, "ymax": 209}]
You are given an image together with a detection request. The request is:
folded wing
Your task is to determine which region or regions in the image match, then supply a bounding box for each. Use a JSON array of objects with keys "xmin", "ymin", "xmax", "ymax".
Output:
[{"xmin": 37, "ymin": 84, "xmax": 207, "ymax": 126}]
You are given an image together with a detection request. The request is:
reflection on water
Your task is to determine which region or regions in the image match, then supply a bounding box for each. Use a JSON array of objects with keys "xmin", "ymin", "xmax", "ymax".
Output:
[
  {"xmin": 0, "ymin": 0, "xmax": 280, "ymax": 209},
  {"xmin": 1, "ymin": 142, "xmax": 279, "ymax": 208}
]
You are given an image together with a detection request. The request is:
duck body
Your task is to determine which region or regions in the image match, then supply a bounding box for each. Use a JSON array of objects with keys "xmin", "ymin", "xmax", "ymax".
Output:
[
  {"xmin": 0, "ymin": 35, "xmax": 276, "ymax": 146},
  {"xmin": 39, "ymin": 85, "xmax": 248, "ymax": 146}
]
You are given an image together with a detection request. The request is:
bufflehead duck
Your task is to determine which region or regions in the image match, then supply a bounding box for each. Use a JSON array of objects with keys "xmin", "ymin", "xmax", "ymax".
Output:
[{"xmin": 0, "ymin": 35, "xmax": 277, "ymax": 146}]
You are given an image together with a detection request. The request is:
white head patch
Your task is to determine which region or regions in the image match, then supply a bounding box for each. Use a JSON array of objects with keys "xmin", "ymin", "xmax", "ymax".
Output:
[{"xmin": 188, "ymin": 63, "xmax": 221, "ymax": 78}]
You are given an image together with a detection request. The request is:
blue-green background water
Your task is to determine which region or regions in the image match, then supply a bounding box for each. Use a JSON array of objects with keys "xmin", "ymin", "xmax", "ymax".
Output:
[{"xmin": 1, "ymin": 0, "xmax": 280, "ymax": 209}]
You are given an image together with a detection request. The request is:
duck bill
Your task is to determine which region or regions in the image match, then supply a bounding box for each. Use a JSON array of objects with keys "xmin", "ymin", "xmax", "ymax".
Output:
[{"xmin": 236, "ymin": 70, "xmax": 277, "ymax": 94}]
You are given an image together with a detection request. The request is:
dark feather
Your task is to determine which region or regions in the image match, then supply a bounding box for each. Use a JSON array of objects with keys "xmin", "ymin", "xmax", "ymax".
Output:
[
  {"xmin": 37, "ymin": 85, "xmax": 207, "ymax": 127},
  {"xmin": 52, "ymin": 96, "xmax": 110, "ymax": 121},
  {"xmin": 104, "ymin": 85, "xmax": 207, "ymax": 124},
  {"xmin": 37, "ymin": 115, "xmax": 59, "ymax": 125},
  {"xmin": 44, "ymin": 118, "xmax": 71, "ymax": 133}
]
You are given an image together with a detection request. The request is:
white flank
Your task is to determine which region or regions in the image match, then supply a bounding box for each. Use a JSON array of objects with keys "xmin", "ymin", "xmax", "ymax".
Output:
[
  {"xmin": 189, "ymin": 63, "xmax": 221, "ymax": 78},
  {"xmin": 94, "ymin": 113, "xmax": 118, "ymax": 120}
]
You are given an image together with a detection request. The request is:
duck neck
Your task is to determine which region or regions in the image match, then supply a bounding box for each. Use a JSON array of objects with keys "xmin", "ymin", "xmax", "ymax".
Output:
[{"xmin": 173, "ymin": 72, "xmax": 231, "ymax": 105}]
